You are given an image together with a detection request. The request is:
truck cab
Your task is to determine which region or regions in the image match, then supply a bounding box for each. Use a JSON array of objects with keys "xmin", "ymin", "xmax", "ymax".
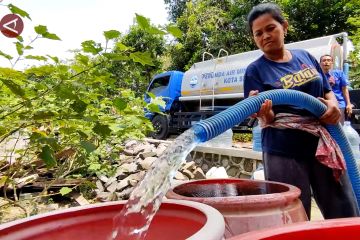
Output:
[
  {"xmin": 145, "ymin": 71, "xmax": 184, "ymax": 111},
  {"xmin": 145, "ymin": 71, "xmax": 184, "ymax": 139}
]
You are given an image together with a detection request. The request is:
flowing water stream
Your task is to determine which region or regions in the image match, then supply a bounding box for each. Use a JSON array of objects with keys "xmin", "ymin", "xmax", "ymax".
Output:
[{"xmin": 110, "ymin": 129, "xmax": 199, "ymax": 240}]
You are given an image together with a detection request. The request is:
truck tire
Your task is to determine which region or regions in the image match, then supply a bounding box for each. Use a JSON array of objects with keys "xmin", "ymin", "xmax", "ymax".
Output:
[{"xmin": 151, "ymin": 114, "xmax": 169, "ymax": 139}]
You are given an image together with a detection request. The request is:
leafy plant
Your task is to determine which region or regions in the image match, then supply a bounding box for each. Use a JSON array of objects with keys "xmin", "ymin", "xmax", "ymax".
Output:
[
  {"xmin": 0, "ymin": 4, "xmax": 179, "ymax": 201},
  {"xmin": 233, "ymin": 133, "xmax": 252, "ymax": 143},
  {"xmin": 108, "ymin": 17, "xmax": 167, "ymax": 96}
]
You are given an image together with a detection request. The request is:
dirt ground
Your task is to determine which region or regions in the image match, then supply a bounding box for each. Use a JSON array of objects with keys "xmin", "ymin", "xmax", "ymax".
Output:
[{"xmin": 0, "ymin": 195, "xmax": 75, "ymax": 224}]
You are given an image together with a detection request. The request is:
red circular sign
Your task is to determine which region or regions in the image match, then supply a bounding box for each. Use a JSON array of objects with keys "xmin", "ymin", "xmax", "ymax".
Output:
[{"xmin": 0, "ymin": 14, "xmax": 24, "ymax": 38}]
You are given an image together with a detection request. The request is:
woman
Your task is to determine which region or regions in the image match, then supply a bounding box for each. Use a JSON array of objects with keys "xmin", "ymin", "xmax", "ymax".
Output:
[{"xmin": 244, "ymin": 2, "xmax": 359, "ymax": 219}]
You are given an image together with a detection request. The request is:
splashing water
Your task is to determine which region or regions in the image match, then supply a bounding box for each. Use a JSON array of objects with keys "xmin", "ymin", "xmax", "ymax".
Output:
[{"xmin": 111, "ymin": 129, "xmax": 199, "ymax": 240}]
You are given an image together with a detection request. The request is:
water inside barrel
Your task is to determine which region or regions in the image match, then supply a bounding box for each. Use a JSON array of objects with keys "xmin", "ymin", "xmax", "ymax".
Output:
[{"xmin": 176, "ymin": 183, "xmax": 273, "ymax": 198}]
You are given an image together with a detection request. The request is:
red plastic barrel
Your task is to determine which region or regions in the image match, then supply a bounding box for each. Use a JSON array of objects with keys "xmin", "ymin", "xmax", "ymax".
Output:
[
  {"xmin": 229, "ymin": 217, "xmax": 360, "ymax": 240},
  {"xmin": 166, "ymin": 178, "xmax": 308, "ymax": 238},
  {"xmin": 0, "ymin": 199, "xmax": 225, "ymax": 240}
]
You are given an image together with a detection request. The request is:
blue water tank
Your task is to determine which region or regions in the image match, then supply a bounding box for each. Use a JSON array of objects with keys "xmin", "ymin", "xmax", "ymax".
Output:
[
  {"xmin": 252, "ymin": 122, "xmax": 262, "ymax": 152},
  {"xmin": 343, "ymin": 121, "xmax": 360, "ymax": 163}
]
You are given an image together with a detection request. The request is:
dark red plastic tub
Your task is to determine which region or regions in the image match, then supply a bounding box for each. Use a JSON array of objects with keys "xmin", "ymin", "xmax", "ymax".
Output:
[
  {"xmin": 0, "ymin": 199, "xmax": 225, "ymax": 240},
  {"xmin": 229, "ymin": 217, "xmax": 360, "ymax": 240},
  {"xmin": 166, "ymin": 178, "xmax": 308, "ymax": 238}
]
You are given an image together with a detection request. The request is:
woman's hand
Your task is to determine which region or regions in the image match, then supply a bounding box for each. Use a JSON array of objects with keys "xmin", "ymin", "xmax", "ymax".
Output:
[
  {"xmin": 249, "ymin": 90, "xmax": 275, "ymax": 124},
  {"xmin": 318, "ymin": 97, "xmax": 341, "ymax": 125}
]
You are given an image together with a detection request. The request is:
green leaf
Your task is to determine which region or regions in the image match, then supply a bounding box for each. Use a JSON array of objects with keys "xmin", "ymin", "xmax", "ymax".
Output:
[
  {"xmin": 88, "ymin": 163, "xmax": 101, "ymax": 171},
  {"xmin": 147, "ymin": 27, "xmax": 166, "ymax": 35},
  {"xmin": 0, "ymin": 176, "xmax": 8, "ymax": 188},
  {"xmin": 30, "ymin": 130, "xmax": 47, "ymax": 139},
  {"xmin": 8, "ymin": 4, "xmax": 31, "ymax": 20},
  {"xmin": 148, "ymin": 103, "xmax": 161, "ymax": 113},
  {"xmin": 17, "ymin": 36, "xmax": 24, "ymax": 42},
  {"xmin": 135, "ymin": 13, "xmax": 150, "ymax": 30},
  {"xmin": 93, "ymin": 122, "xmax": 111, "ymax": 137},
  {"xmin": 0, "ymin": 68, "xmax": 25, "ymax": 79},
  {"xmin": 129, "ymin": 52, "xmax": 154, "ymax": 66},
  {"xmin": 32, "ymin": 111, "xmax": 55, "ymax": 120},
  {"xmin": 166, "ymin": 25, "xmax": 183, "ymax": 38},
  {"xmin": 147, "ymin": 96, "xmax": 166, "ymax": 113},
  {"xmin": 30, "ymin": 132, "xmax": 59, "ymax": 149},
  {"xmin": 44, "ymin": 138, "xmax": 59, "ymax": 150},
  {"xmin": 24, "ymin": 65, "xmax": 56, "ymax": 76},
  {"xmin": 0, "ymin": 79, "xmax": 25, "ymax": 97},
  {"xmin": 34, "ymin": 25, "xmax": 61, "ymax": 40},
  {"xmin": 15, "ymin": 42, "xmax": 24, "ymax": 55},
  {"xmin": 102, "ymin": 53, "xmax": 130, "ymax": 61},
  {"xmin": 46, "ymin": 55, "xmax": 59, "ymax": 63},
  {"xmin": 76, "ymin": 54, "xmax": 89, "ymax": 65},
  {"xmin": 25, "ymin": 55, "xmax": 47, "ymax": 61},
  {"xmin": 115, "ymin": 42, "xmax": 134, "ymax": 51},
  {"xmin": 0, "ymin": 126, "xmax": 7, "ymax": 136},
  {"xmin": 104, "ymin": 30, "xmax": 120, "ymax": 40},
  {"xmin": 34, "ymin": 25, "xmax": 48, "ymax": 35},
  {"xmin": 113, "ymin": 98, "xmax": 127, "ymax": 111},
  {"xmin": 0, "ymin": 50, "xmax": 13, "ymax": 60},
  {"xmin": 57, "ymin": 85, "xmax": 77, "ymax": 100},
  {"xmin": 147, "ymin": 92, "xmax": 156, "ymax": 99},
  {"xmin": 81, "ymin": 40, "xmax": 102, "ymax": 55},
  {"xmin": 42, "ymin": 32, "xmax": 61, "ymax": 40},
  {"xmin": 71, "ymin": 99, "xmax": 88, "ymax": 113},
  {"xmin": 25, "ymin": 46, "xmax": 33, "ymax": 50},
  {"xmin": 151, "ymin": 97, "xmax": 166, "ymax": 108},
  {"xmin": 83, "ymin": 115, "xmax": 98, "ymax": 122},
  {"xmin": 80, "ymin": 141, "xmax": 97, "ymax": 154},
  {"xmin": 39, "ymin": 145, "xmax": 57, "ymax": 168},
  {"xmin": 34, "ymin": 82, "xmax": 47, "ymax": 91},
  {"xmin": 175, "ymin": 42, "xmax": 183, "ymax": 50},
  {"xmin": 59, "ymin": 187, "xmax": 72, "ymax": 196}
]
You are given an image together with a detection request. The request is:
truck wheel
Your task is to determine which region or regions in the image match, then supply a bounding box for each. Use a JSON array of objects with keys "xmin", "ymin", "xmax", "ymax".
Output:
[{"xmin": 151, "ymin": 115, "xmax": 169, "ymax": 139}]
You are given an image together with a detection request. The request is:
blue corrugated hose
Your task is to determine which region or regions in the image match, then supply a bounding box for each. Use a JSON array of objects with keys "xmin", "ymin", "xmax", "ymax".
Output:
[{"xmin": 192, "ymin": 89, "xmax": 360, "ymax": 207}]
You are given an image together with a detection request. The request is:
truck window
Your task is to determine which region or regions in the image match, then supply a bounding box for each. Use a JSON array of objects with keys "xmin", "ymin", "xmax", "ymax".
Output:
[{"xmin": 149, "ymin": 76, "xmax": 170, "ymax": 95}]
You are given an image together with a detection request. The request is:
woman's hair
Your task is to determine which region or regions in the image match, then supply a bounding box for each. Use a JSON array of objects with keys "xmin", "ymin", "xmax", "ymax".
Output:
[{"xmin": 247, "ymin": 3, "xmax": 286, "ymax": 33}]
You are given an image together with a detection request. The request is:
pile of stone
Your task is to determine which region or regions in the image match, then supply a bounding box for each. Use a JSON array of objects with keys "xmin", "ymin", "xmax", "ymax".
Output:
[{"xmin": 95, "ymin": 139, "xmax": 206, "ymax": 202}]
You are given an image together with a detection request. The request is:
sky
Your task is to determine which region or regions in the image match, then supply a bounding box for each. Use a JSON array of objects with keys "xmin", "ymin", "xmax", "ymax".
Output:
[{"xmin": 0, "ymin": 0, "xmax": 169, "ymax": 69}]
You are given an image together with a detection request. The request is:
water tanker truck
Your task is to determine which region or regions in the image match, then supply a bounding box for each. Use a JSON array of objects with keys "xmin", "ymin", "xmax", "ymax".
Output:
[{"xmin": 145, "ymin": 32, "xmax": 357, "ymax": 139}]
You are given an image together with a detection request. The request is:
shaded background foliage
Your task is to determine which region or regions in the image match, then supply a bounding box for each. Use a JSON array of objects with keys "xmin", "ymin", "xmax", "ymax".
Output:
[
  {"xmin": 108, "ymin": 24, "xmax": 166, "ymax": 96},
  {"xmin": 280, "ymin": 0, "xmax": 358, "ymax": 42}
]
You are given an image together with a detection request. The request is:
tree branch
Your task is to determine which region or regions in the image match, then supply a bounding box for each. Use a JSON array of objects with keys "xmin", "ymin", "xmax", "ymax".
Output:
[{"xmin": 0, "ymin": 61, "xmax": 105, "ymax": 120}]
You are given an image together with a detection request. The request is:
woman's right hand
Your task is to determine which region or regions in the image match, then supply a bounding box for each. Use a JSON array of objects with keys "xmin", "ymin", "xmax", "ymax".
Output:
[{"xmin": 249, "ymin": 90, "xmax": 275, "ymax": 124}]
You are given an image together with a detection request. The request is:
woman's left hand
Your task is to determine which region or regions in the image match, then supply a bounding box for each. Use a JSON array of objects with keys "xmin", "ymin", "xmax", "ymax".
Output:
[{"xmin": 318, "ymin": 97, "xmax": 341, "ymax": 125}]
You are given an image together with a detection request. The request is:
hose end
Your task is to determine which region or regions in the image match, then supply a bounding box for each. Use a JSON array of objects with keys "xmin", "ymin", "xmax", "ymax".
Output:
[{"xmin": 192, "ymin": 124, "xmax": 208, "ymax": 143}]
